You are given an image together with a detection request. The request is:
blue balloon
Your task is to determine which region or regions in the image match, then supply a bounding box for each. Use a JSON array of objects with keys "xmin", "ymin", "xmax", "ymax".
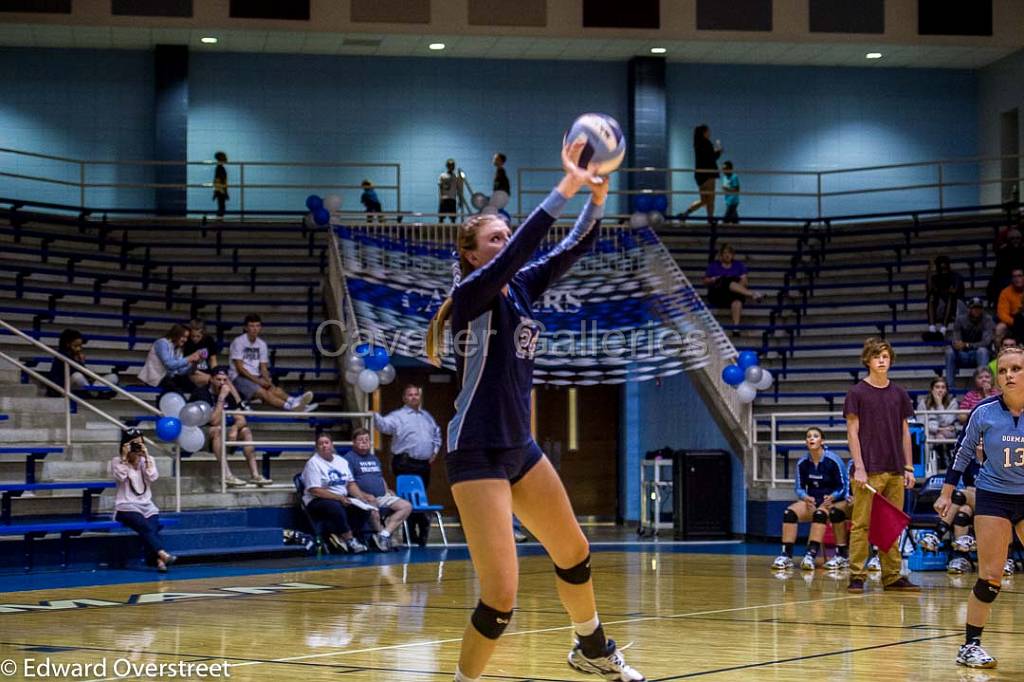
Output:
[
  {"xmin": 305, "ymin": 194, "xmax": 323, "ymax": 211},
  {"xmin": 635, "ymin": 193, "xmax": 654, "ymax": 213},
  {"xmin": 721, "ymin": 364, "xmax": 744, "ymax": 386},
  {"xmin": 652, "ymin": 194, "xmax": 668, "ymax": 213},
  {"xmin": 312, "ymin": 207, "xmax": 330, "ymax": 225},
  {"xmin": 365, "ymin": 346, "xmax": 390, "ymax": 372},
  {"xmin": 737, "ymin": 351, "xmax": 759, "ymax": 370},
  {"xmin": 155, "ymin": 416, "xmax": 182, "ymax": 442}
]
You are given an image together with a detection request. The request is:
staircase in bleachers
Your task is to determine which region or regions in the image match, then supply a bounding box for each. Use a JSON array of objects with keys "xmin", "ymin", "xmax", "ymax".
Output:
[
  {"xmin": 661, "ymin": 210, "xmax": 1010, "ymax": 493},
  {"xmin": 0, "ymin": 208, "xmax": 345, "ymax": 565}
]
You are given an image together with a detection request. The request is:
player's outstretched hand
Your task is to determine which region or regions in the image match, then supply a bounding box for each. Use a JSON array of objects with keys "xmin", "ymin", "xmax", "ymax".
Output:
[{"xmin": 559, "ymin": 137, "xmax": 603, "ymax": 199}]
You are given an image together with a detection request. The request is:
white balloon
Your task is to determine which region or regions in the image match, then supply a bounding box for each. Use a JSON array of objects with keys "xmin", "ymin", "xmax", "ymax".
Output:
[
  {"xmin": 357, "ymin": 368, "xmax": 380, "ymax": 393},
  {"xmin": 324, "ymin": 194, "xmax": 342, "ymax": 212},
  {"xmin": 629, "ymin": 212, "xmax": 648, "ymax": 228},
  {"xmin": 346, "ymin": 354, "xmax": 365, "ymax": 372},
  {"xmin": 177, "ymin": 425, "xmax": 206, "ymax": 452},
  {"xmin": 489, "ymin": 190, "xmax": 510, "ymax": 209},
  {"xmin": 159, "ymin": 392, "xmax": 186, "ymax": 418},
  {"xmin": 744, "ymin": 365, "xmax": 764, "ymax": 385},
  {"xmin": 647, "ymin": 210, "xmax": 664, "ymax": 227},
  {"xmin": 755, "ymin": 369, "xmax": 774, "ymax": 390},
  {"xmin": 735, "ymin": 382, "xmax": 758, "ymax": 403},
  {"xmin": 344, "ymin": 369, "xmax": 360, "ymax": 385},
  {"xmin": 471, "ymin": 192, "xmax": 489, "ymax": 210},
  {"xmin": 179, "ymin": 402, "xmax": 206, "ymax": 428},
  {"xmin": 378, "ymin": 364, "xmax": 396, "ymax": 385},
  {"xmin": 195, "ymin": 400, "xmax": 213, "ymax": 425}
]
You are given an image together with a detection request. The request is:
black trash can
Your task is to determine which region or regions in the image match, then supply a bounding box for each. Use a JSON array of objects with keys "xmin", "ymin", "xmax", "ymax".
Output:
[{"xmin": 672, "ymin": 449, "xmax": 732, "ymax": 540}]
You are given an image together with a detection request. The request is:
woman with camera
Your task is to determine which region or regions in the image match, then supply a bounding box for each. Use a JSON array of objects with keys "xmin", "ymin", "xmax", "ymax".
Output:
[{"xmin": 110, "ymin": 428, "xmax": 177, "ymax": 572}]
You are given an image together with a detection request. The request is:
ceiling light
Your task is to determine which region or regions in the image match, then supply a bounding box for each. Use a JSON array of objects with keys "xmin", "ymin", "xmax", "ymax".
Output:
[
  {"xmin": 865, "ymin": 52, "xmax": 882, "ymax": 59},
  {"xmin": 650, "ymin": 47, "xmax": 667, "ymax": 54},
  {"xmin": 428, "ymin": 42, "xmax": 445, "ymax": 51},
  {"xmin": 200, "ymin": 37, "xmax": 218, "ymax": 44}
]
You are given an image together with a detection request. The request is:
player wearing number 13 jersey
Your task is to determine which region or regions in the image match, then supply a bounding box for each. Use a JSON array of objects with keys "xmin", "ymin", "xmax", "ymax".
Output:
[{"xmin": 937, "ymin": 346, "xmax": 1024, "ymax": 669}]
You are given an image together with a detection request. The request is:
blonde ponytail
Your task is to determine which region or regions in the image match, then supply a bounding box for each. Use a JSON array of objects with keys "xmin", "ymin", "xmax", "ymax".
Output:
[{"xmin": 426, "ymin": 297, "xmax": 454, "ymax": 367}]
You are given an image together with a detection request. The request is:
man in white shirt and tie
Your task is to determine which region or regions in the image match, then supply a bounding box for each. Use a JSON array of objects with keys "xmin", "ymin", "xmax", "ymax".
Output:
[{"xmin": 374, "ymin": 384, "xmax": 441, "ymax": 546}]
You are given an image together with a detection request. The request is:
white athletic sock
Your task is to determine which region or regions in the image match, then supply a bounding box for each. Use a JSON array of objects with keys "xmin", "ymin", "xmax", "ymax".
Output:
[
  {"xmin": 573, "ymin": 613, "xmax": 601, "ymax": 637},
  {"xmin": 283, "ymin": 396, "xmax": 296, "ymax": 409},
  {"xmin": 380, "ymin": 530, "xmax": 391, "ymax": 538},
  {"xmin": 454, "ymin": 667, "xmax": 479, "ymax": 682}
]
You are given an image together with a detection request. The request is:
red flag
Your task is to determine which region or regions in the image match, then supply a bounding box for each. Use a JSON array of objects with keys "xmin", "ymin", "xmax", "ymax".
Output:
[{"xmin": 867, "ymin": 485, "xmax": 910, "ymax": 550}]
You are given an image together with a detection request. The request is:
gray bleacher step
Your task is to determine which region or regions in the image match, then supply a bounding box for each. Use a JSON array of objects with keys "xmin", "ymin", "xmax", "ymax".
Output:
[
  {"xmin": 0, "ymin": 383, "xmax": 42, "ymax": 398},
  {"xmin": 0, "ymin": 425, "xmax": 121, "ymax": 443},
  {"xmin": 149, "ymin": 490, "xmax": 296, "ymax": 509},
  {"xmin": 1, "ymin": 412, "xmax": 91, "ymax": 429},
  {"xmin": 0, "ymin": 395, "xmax": 83, "ymax": 414}
]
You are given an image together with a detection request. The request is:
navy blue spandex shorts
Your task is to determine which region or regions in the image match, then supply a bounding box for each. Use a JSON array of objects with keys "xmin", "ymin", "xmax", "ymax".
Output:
[{"xmin": 446, "ymin": 440, "xmax": 544, "ymax": 485}]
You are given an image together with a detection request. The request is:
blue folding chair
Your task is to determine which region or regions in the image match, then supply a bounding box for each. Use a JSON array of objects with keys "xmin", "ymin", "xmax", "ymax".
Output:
[
  {"xmin": 396, "ymin": 474, "xmax": 448, "ymax": 546},
  {"xmin": 292, "ymin": 473, "xmax": 325, "ymax": 555}
]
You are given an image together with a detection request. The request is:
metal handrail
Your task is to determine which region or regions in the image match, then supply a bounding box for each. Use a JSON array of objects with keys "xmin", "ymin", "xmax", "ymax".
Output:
[
  {"xmin": 0, "ymin": 316, "xmax": 183, "ymax": 512},
  {"xmin": 218, "ymin": 409, "xmax": 374, "ymax": 494},
  {"xmin": 757, "ymin": 408, "xmax": 970, "ymax": 487}
]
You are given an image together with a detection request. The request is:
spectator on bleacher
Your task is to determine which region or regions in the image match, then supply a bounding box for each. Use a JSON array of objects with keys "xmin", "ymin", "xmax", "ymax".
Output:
[
  {"xmin": 191, "ymin": 367, "xmax": 269, "ymax": 488},
  {"xmin": 45, "ymin": 328, "xmax": 118, "ymax": 398},
  {"xmin": 300, "ymin": 432, "xmax": 369, "ymax": 553},
  {"xmin": 703, "ymin": 243, "xmax": 764, "ymax": 330},
  {"xmin": 720, "ymin": 161, "xmax": 740, "ymax": 225},
  {"xmin": 958, "ymin": 366, "xmax": 999, "ymax": 423},
  {"xmin": 771, "ymin": 427, "xmax": 850, "ymax": 572},
  {"xmin": 679, "ymin": 124, "xmax": 722, "ymax": 225},
  {"xmin": 844, "ymin": 337, "xmax": 920, "ymax": 593},
  {"xmin": 138, "ymin": 324, "xmax": 208, "ymax": 396},
  {"xmin": 995, "ymin": 268, "xmax": 1024, "ymax": 345},
  {"xmin": 110, "ymin": 428, "xmax": 177, "ymax": 572},
  {"xmin": 916, "ymin": 377, "xmax": 960, "ymax": 471},
  {"xmin": 988, "ymin": 335, "xmax": 1016, "ymax": 376},
  {"xmin": 946, "ymin": 297, "xmax": 994, "ymax": 387},
  {"xmin": 343, "ymin": 428, "xmax": 413, "ymax": 551},
  {"xmin": 360, "ymin": 180, "xmax": 382, "ymax": 221},
  {"xmin": 183, "ymin": 319, "xmax": 219, "ymax": 387},
  {"xmin": 373, "ymin": 384, "xmax": 441, "ymax": 546},
  {"xmin": 926, "ymin": 256, "xmax": 965, "ymax": 337},
  {"xmin": 212, "ymin": 151, "xmax": 228, "ymax": 218},
  {"xmin": 228, "ymin": 314, "xmax": 315, "ymax": 412},
  {"xmin": 986, "ymin": 228, "xmax": 1024, "ymax": 304}
]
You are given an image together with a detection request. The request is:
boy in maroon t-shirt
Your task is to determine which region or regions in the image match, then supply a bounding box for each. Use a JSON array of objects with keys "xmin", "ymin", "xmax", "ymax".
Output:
[{"xmin": 845, "ymin": 337, "xmax": 921, "ymax": 593}]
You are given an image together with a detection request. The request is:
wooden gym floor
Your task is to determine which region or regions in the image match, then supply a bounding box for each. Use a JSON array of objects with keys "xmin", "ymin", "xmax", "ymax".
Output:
[{"xmin": 0, "ymin": 546, "xmax": 1020, "ymax": 681}]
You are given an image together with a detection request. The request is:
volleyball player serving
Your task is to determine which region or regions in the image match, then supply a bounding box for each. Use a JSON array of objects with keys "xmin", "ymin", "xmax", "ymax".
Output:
[
  {"xmin": 936, "ymin": 345, "xmax": 1024, "ymax": 669},
  {"xmin": 427, "ymin": 137, "xmax": 644, "ymax": 681}
]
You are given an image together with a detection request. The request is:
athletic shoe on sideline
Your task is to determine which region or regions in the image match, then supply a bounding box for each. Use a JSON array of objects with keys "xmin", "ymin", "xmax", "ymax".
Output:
[
  {"xmin": 866, "ymin": 555, "xmax": 882, "ymax": 572},
  {"xmin": 954, "ymin": 535, "xmax": 977, "ymax": 552},
  {"xmin": 346, "ymin": 537, "xmax": 368, "ymax": 554},
  {"xmin": 771, "ymin": 555, "xmax": 793, "ymax": 570},
  {"xmin": 1003, "ymin": 558, "xmax": 1015, "ymax": 577},
  {"xmin": 800, "ymin": 554, "xmax": 816, "ymax": 571},
  {"xmin": 883, "ymin": 577, "xmax": 921, "ymax": 592},
  {"xmin": 956, "ymin": 642, "xmax": 997, "ymax": 669},
  {"xmin": 371, "ymin": 533, "xmax": 391, "ymax": 552},
  {"xmin": 568, "ymin": 639, "xmax": 645, "ymax": 681},
  {"xmin": 918, "ymin": 532, "xmax": 941, "ymax": 552},
  {"xmin": 947, "ymin": 557, "xmax": 972, "ymax": 574},
  {"xmin": 823, "ymin": 556, "xmax": 849, "ymax": 571}
]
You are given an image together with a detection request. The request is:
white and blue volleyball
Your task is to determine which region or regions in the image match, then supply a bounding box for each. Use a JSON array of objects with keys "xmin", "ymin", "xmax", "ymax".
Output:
[{"xmin": 563, "ymin": 113, "xmax": 626, "ymax": 175}]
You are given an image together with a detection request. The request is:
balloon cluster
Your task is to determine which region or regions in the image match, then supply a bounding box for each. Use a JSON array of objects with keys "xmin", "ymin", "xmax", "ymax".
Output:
[
  {"xmin": 154, "ymin": 393, "xmax": 213, "ymax": 452},
  {"xmin": 304, "ymin": 194, "xmax": 342, "ymax": 227},
  {"xmin": 470, "ymin": 190, "xmax": 512, "ymax": 224},
  {"xmin": 629, "ymin": 193, "xmax": 668, "ymax": 229},
  {"xmin": 721, "ymin": 350, "xmax": 773, "ymax": 404},
  {"xmin": 343, "ymin": 343, "xmax": 396, "ymax": 393}
]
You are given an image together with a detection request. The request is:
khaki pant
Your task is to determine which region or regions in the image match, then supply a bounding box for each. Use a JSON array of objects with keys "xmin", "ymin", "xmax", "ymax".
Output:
[{"xmin": 849, "ymin": 471, "xmax": 905, "ymax": 584}]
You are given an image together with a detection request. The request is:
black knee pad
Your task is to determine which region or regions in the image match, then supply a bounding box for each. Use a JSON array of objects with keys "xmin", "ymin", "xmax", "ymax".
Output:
[
  {"xmin": 812, "ymin": 509, "xmax": 828, "ymax": 524},
  {"xmin": 783, "ymin": 509, "xmax": 799, "ymax": 524},
  {"xmin": 954, "ymin": 511, "xmax": 972, "ymax": 528},
  {"xmin": 829, "ymin": 507, "xmax": 847, "ymax": 523},
  {"xmin": 951, "ymin": 489, "xmax": 967, "ymax": 506},
  {"xmin": 555, "ymin": 553, "xmax": 592, "ymax": 585},
  {"xmin": 972, "ymin": 579, "xmax": 1001, "ymax": 604},
  {"xmin": 471, "ymin": 600, "xmax": 514, "ymax": 640}
]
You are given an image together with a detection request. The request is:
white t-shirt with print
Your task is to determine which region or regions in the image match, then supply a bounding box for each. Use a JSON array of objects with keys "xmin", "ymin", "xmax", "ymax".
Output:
[
  {"xmin": 301, "ymin": 453, "xmax": 353, "ymax": 506},
  {"xmin": 229, "ymin": 334, "xmax": 269, "ymax": 381}
]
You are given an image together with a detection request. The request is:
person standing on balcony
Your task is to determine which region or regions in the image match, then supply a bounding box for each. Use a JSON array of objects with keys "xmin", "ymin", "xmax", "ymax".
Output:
[
  {"xmin": 679, "ymin": 124, "xmax": 722, "ymax": 225},
  {"xmin": 212, "ymin": 151, "xmax": 228, "ymax": 218}
]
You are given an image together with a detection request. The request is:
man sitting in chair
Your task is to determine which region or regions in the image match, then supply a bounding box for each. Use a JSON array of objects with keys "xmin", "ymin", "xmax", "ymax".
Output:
[{"xmin": 343, "ymin": 428, "xmax": 412, "ymax": 551}]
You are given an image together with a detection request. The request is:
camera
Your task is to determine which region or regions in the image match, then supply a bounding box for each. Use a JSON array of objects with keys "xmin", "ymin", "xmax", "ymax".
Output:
[{"xmin": 129, "ymin": 441, "xmax": 144, "ymax": 453}]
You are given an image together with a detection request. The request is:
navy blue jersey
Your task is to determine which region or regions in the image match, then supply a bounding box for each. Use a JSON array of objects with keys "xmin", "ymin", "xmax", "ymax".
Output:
[
  {"xmin": 447, "ymin": 190, "xmax": 602, "ymax": 451},
  {"xmin": 947, "ymin": 395, "xmax": 1024, "ymax": 495},
  {"xmin": 794, "ymin": 450, "xmax": 849, "ymax": 504}
]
